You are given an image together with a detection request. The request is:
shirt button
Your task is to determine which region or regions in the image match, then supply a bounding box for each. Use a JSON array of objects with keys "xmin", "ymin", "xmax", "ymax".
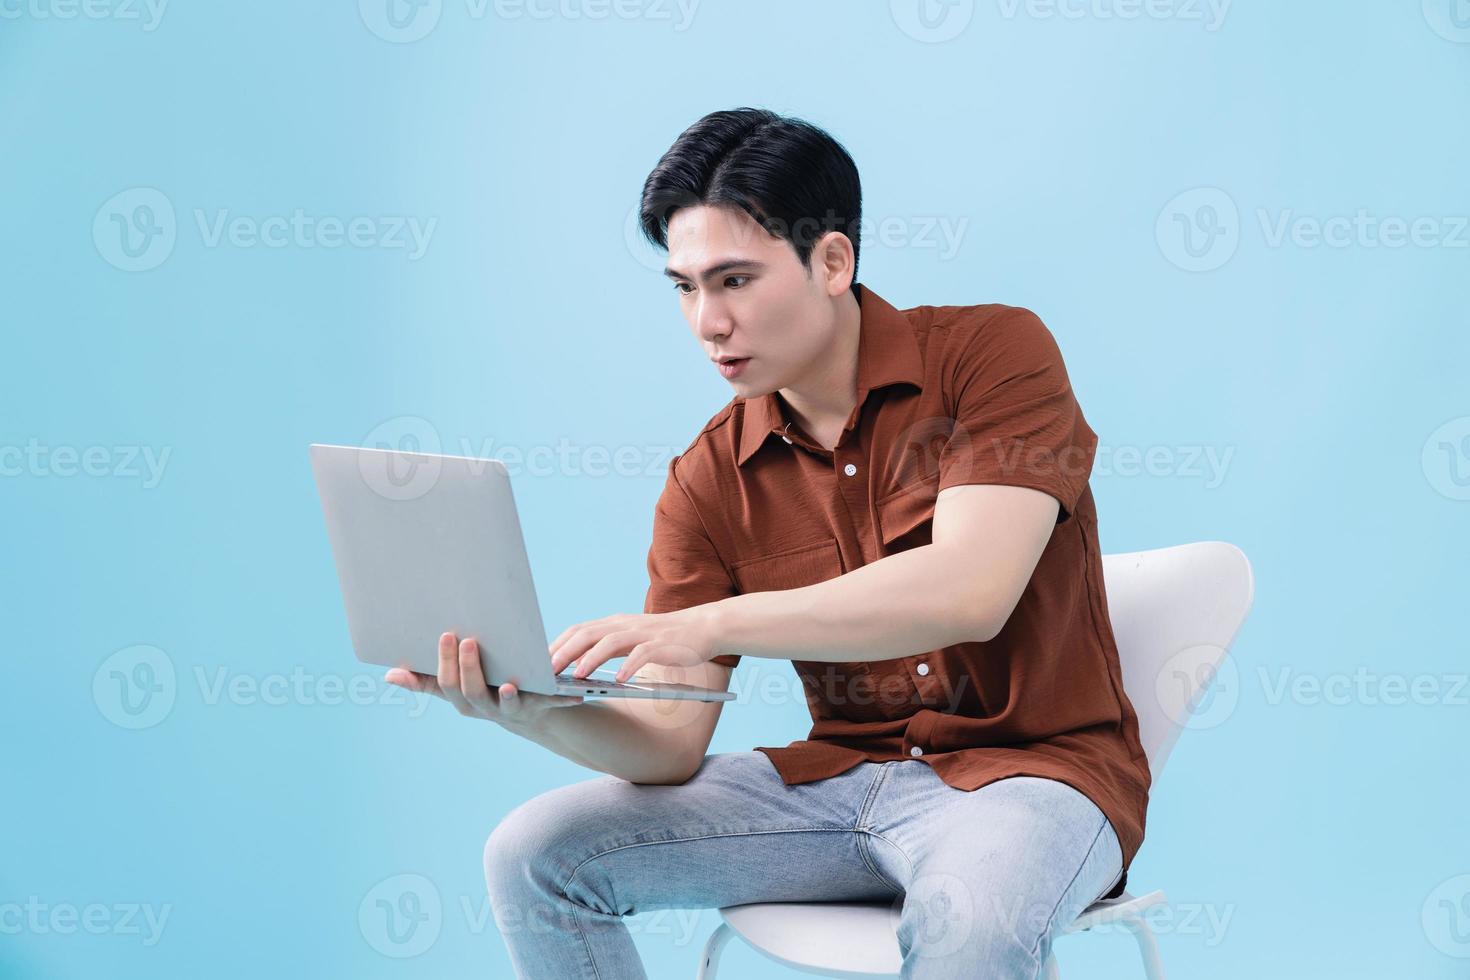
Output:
[
  {"xmin": 843, "ymin": 463, "xmax": 857, "ymax": 476},
  {"xmin": 909, "ymin": 746, "xmax": 924, "ymax": 757},
  {"xmin": 916, "ymin": 662, "xmax": 930, "ymax": 676}
]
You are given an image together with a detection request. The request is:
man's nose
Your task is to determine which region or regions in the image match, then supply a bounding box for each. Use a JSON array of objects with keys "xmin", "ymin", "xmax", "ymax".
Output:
[{"xmin": 695, "ymin": 295, "xmax": 732, "ymax": 343}]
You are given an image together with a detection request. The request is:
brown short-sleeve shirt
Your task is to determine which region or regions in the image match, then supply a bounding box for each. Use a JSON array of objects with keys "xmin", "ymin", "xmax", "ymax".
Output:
[{"xmin": 642, "ymin": 283, "xmax": 1151, "ymax": 897}]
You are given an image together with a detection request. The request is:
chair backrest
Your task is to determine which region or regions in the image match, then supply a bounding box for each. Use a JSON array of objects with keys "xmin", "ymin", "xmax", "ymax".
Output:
[{"xmin": 1101, "ymin": 541, "xmax": 1255, "ymax": 780}]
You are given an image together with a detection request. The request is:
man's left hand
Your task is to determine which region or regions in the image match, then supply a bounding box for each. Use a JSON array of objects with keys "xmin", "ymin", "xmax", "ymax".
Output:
[{"xmin": 548, "ymin": 606, "xmax": 725, "ymax": 683}]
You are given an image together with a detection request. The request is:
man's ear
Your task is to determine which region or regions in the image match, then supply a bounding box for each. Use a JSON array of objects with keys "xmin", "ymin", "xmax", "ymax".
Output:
[{"xmin": 813, "ymin": 230, "xmax": 855, "ymax": 297}]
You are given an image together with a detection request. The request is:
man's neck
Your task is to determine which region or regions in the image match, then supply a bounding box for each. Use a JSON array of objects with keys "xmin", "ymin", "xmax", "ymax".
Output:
[{"xmin": 776, "ymin": 287, "xmax": 863, "ymax": 451}]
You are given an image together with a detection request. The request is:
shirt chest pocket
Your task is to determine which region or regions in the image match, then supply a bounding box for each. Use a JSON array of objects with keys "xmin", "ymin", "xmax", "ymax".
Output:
[
  {"xmin": 876, "ymin": 487, "xmax": 935, "ymax": 555},
  {"xmin": 730, "ymin": 537, "xmax": 845, "ymax": 594},
  {"xmin": 728, "ymin": 538, "xmax": 874, "ymax": 697}
]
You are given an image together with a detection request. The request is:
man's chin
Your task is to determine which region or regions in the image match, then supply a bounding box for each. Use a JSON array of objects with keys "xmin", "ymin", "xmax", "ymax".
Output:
[{"xmin": 732, "ymin": 378, "xmax": 778, "ymax": 398}]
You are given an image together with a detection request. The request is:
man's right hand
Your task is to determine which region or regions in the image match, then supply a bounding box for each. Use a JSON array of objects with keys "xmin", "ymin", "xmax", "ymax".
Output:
[{"xmin": 385, "ymin": 632, "xmax": 584, "ymax": 729}]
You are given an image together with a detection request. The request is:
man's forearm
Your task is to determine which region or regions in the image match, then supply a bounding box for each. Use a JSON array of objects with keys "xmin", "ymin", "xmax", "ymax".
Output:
[
  {"xmin": 709, "ymin": 543, "xmax": 996, "ymax": 665},
  {"xmin": 506, "ymin": 701, "xmax": 699, "ymax": 784}
]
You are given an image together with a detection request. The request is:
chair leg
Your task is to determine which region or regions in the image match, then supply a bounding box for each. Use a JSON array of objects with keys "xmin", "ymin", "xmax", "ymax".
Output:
[
  {"xmin": 1119, "ymin": 912, "xmax": 1167, "ymax": 980},
  {"xmin": 696, "ymin": 921, "xmax": 736, "ymax": 980}
]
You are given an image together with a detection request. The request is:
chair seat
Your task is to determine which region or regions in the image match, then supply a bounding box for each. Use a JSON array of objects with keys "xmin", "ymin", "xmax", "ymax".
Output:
[
  {"xmin": 703, "ymin": 541, "xmax": 1256, "ymax": 980},
  {"xmin": 717, "ymin": 890, "xmax": 1167, "ymax": 978},
  {"xmin": 718, "ymin": 900, "xmax": 903, "ymax": 978}
]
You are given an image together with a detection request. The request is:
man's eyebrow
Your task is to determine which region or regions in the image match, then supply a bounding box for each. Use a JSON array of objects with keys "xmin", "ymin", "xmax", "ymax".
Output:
[{"xmin": 661, "ymin": 259, "xmax": 767, "ymax": 283}]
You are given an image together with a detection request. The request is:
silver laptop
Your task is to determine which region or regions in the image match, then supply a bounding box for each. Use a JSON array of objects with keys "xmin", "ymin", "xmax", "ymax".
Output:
[{"xmin": 309, "ymin": 443, "xmax": 734, "ymax": 701}]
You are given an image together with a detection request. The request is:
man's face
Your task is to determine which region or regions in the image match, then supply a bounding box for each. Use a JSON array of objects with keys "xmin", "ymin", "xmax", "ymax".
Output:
[{"xmin": 663, "ymin": 204, "xmax": 844, "ymax": 397}]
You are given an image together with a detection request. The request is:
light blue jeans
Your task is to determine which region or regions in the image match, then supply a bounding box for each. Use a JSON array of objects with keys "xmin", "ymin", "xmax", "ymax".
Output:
[{"xmin": 484, "ymin": 751, "xmax": 1123, "ymax": 979}]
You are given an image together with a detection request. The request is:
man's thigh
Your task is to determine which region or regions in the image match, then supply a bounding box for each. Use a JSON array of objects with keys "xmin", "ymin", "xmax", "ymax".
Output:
[
  {"xmin": 864, "ymin": 768, "xmax": 1123, "ymax": 967},
  {"xmin": 485, "ymin": 751, "xmax": 901, "ymax": 916}
]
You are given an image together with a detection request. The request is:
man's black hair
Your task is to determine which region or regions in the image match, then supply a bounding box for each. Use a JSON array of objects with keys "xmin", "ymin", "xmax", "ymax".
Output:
[{"xmin": 639, "ymin": 107, "xmax": 863, "ymax": 292}]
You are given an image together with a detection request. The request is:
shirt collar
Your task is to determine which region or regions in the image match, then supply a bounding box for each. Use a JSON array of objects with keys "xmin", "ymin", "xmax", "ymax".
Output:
[{"xmin": 736, "ymin": 283, "xmax": 923, "ymax": 467}]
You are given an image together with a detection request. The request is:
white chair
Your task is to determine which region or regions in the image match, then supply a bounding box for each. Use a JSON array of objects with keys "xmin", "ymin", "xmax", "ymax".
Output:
[{"xmin": 696, "ymin": 541, "xmax": 1256, "ymax": 980}]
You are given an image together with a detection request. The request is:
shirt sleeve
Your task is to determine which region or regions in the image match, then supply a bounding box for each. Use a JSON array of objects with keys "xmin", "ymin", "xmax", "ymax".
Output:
[
  {"xmin": 937, "ymin": 306, "xmax": 1098, "ymax": 523},
  {"xmin": 644, "ymin": 455, "xmax": 742, "ymax": 668}
]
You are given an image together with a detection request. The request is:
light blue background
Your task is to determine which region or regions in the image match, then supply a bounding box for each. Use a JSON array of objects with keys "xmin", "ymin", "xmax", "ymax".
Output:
[{"xmin": 3, "ymin": 1, "xmax": 1467, "ymax": 977}]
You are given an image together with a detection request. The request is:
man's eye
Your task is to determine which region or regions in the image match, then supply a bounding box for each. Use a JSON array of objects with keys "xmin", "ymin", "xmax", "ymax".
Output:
[
  {"xmin": 726, "ymin": 276, "xmax": 749, "ymax": 288},
  {"xmin": 673, "ymin": 282, "xmax": 693, "ymax": 294}
]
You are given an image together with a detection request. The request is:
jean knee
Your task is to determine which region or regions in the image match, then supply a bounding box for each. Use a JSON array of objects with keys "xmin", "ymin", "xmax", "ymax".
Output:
[
  {"xmin": 486, "ymin": 791, "xmax": 561, "ymax": 880},
  {"xmin": 485, "ymin": 804, "xmax": 532, "ymax": 895},
  {"xmin": 484, "ymin": 780, "xmax": 622, "ymax": 908}
]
